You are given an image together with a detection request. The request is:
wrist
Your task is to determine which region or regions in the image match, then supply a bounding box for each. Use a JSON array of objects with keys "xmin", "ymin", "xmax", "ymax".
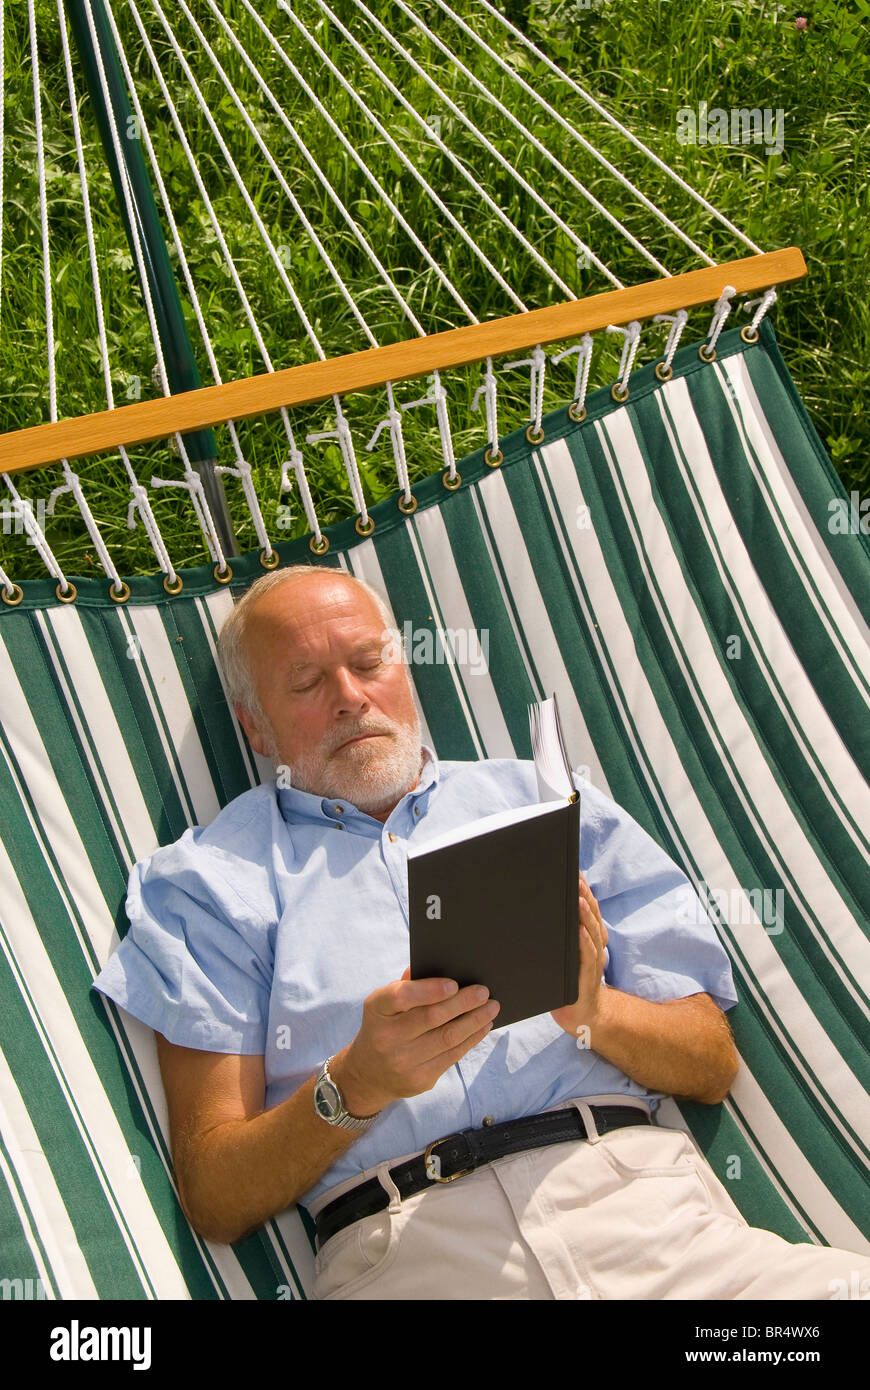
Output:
[{"xmin": 329, "ymin": 1046, "xmax": 393, "ymax": 1118}]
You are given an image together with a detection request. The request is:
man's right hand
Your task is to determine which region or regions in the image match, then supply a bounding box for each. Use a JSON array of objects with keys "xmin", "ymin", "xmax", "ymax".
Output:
[{"xmin": 330, "ymin": 971, "xmax": 500, "ymax": 1117}]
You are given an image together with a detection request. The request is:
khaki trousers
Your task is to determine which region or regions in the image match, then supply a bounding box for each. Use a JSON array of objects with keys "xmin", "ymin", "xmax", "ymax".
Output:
[{"xmin": 307, "ymin": 1096, "xmax": 870, "ymax": 1300}]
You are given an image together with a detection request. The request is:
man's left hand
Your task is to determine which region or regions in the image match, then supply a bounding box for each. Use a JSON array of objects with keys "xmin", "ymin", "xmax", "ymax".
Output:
[{"xmin": 550, "ymin": 872, "xmax": 608, "ymax": 1037}]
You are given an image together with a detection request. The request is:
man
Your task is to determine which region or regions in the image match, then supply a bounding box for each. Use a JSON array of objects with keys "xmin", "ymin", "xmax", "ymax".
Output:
[{"xmin": 93, "ymin": 564, "xmax": 869, "ymax": 1299}]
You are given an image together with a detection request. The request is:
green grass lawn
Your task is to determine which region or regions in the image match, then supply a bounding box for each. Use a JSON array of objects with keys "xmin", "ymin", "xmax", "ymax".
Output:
[{"xmin": 1, "ymin": 0, "xmax": 867, "ymax": 582}]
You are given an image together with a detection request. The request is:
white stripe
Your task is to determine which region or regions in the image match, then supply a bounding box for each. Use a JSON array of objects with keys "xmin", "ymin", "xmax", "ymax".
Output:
[
  {"xmin": 594, "ymin": 407, "xmax": 870, "ymax": 996},
  {"xmin": 534, "ymin": 435, "xmax": 870, "ymax": 1160},
  {"xmin": 471, "ymin": 467, "xmax": 604, "ymax": 792},
  {"xmin": 728, "ymin": 1065, "xmax": 870, "ymax": 1254},
  {"xmin": 660, "ymin": 372, "xmax": 870, "ymax": 850},
  {"xmin": 200, "ymin": 590, "xmax": 262, "ymax": 787},
  {"xmin": 0, "ymin": 629, "xmax": 121, "ymax": 970},
  {"xmin": 0, "ymin": 1043, "xmax": 96, "ymax": 1298},
  {"xmin": 41, "ymin": 607, "xmax": 157, "ymax": 862},
  {"xmin": 127, "ymin": 606, "xmax": 221, "ymax": 828},
  {"xmin": 411, "ymin": 502, "xmax": 515, "ymax": 757},
  {"xmin": 0, "ymin": 835, "xmax": 189, "ymax": 1297},
  {"xmin": 721, "ymin": 354, "xmax": 870, "ymax": 693}
]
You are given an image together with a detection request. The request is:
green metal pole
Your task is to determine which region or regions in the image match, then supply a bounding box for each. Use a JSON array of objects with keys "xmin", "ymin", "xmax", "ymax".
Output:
[{"xmin": 64, "ymin": 0, "xmax": 238, "ymax": 558}]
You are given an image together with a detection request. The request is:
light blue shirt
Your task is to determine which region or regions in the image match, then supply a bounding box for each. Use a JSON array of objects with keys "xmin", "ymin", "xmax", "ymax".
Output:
[{"xmin": 93, "ymin": 748, "xmax": 738, "ymax": 1210}]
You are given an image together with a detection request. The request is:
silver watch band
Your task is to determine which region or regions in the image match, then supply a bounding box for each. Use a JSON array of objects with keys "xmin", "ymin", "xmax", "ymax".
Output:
[{"xmin": 314, "ymin": 1058, "xmax": 380, "ymax": 1132}]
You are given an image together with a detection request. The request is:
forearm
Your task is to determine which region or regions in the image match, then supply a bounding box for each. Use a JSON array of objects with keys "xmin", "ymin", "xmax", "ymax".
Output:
[
  {"xmin": 582, "ymin": 988, "xmax": 738, "ymax": 1104},
  {"xmin": 177, "ymin": 1045, "xmax": 374, "ymax": 1244}
]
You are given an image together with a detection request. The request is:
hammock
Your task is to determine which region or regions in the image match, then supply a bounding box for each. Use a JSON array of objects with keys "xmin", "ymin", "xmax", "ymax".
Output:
[{"xmin": 0, "ymin": 1, "xmax": 868, "ymax": 1300}]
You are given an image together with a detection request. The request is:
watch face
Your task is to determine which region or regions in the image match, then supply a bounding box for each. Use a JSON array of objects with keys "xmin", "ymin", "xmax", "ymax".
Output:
[{"xmin": 315, "ymin": 1076, "xmax": 341, "ymax": 1121}]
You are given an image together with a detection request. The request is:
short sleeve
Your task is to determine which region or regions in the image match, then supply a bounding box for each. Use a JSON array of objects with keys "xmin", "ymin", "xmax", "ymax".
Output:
[
  {"xmin": 579, "ymin": 784, "xmax": 738, "ymax": 1014},
  {"xmin": 92, "ymin": 831, "xmax": 274, "ymax": 1054}
]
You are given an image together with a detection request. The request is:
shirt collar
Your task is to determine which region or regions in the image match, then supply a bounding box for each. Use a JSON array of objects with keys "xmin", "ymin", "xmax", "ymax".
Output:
[{"xmin": 276, "ymin": 744, "xmax": 439, "ymax": 827}]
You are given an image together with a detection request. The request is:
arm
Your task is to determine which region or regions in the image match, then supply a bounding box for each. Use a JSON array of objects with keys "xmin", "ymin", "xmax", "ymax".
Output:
[
  {"xmin": 551, "ymin": 874, "xmax": 739, "ymax": 1105},
  {"xmin": 157, "ymin": 973, "xmax": 500, "ymax": 1245}
]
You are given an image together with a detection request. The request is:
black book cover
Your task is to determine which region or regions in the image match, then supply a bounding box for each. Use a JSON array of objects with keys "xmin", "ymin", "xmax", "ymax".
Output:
[{"xmin": 408, "ymin": 795, "xmax": 580, "ymax": 1028}]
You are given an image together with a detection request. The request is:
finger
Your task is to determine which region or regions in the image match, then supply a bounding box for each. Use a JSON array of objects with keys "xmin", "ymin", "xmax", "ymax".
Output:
[
  {"xmin": 374, "ymin": 976, "xmax": 460, "ymax": 1017},
  {"xmin": 405, "ymin": 985, "xmax": 499, "ymax": 1043},
  {"xmin": 413, "ymin": 997, "xmax": 501, "ymax": 1066}
]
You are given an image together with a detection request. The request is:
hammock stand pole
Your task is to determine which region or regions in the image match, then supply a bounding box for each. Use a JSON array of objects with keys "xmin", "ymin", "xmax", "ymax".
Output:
[
  {"xmin": 62, "ymin": 0, "xmax": 238, "ymax": 556},
  {"xmin": 0, "ymin": 246, "xmax": 806, "ymax": 477}
]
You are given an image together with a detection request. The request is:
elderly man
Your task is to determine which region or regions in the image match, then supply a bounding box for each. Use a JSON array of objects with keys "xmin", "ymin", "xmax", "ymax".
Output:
[{"xmin": 93, "ymin": 564, "xmax": 868, "ymax": 1300}]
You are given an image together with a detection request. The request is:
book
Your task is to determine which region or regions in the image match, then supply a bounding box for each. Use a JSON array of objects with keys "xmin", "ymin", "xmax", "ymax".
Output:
[{"xmin": 407, "ymin": 694, "xmax": 580, "ymax": 1028}]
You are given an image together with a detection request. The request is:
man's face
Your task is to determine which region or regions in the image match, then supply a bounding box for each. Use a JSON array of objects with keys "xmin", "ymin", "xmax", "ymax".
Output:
[{"xmin": 235, "ymin": 575, "xmax": 421, "ymax": 818}]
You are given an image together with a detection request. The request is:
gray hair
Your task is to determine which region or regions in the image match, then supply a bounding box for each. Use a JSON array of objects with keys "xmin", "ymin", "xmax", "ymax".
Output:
[{"xmin": 217, "ymin": 564, "xmax": 397, "ymax": 726}]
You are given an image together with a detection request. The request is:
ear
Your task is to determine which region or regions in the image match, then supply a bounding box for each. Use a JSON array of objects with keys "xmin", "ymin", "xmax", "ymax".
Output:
[{"xmin": 235, "ymin": 703, "xmax": 270, "ymax": 758}]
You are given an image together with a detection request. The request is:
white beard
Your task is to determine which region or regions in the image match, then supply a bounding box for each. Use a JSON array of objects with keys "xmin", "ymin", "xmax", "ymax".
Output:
[{"xmin": 269, "ymin": 710, "xmax": 423, "ymax": 814}]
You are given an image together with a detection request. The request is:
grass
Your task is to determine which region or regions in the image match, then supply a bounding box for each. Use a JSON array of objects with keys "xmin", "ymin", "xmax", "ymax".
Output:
[{"xmin": 1, "ymin": 0, "xmax": 867, "ymax": 582}]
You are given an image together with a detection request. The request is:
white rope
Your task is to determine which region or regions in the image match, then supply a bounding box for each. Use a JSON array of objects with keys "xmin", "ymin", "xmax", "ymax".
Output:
[
  {"xmin": 389, "ymin": 0, "xmax": 672, "ymax": 279},
  {"xmin": 311, "ymin": 0, "xmax": 577, "ymax": 305},
  {"xmin": 350, "ymin": 0, "xmax": 621, "ymax": 290},
  {"xmin": 137, "ymin": 0, "xmax": 403, "ymax": 537},
  {"xmin": 606, "ymin": 320, "xmax": 643, "ymax": 393},
  {"xmin": 552, "ymin": 334, "xmax": 595, "ymax": 415},
  {"xmin": 654, "ymin": 310, "xmax": 690, "ymax": 372},
  {"xmin": 743, "ymin": 289, "xmax": 778, "ymax": 334},
  {"xmin": 3, "ymin": 477, "xmax": 69, "ymax": 590},
  {"xmin": 398, "ymin": 372, "xmax": 456, "ymax": 476},
  {"xmin": 500, "ymin": 345, "xmax": 548, "ymax": 435},
  {"xmin": 704, "ymin": 286, "xmax": 737, "ymax": 353},
  {"xmin": 83, "ymin": 0, "xmax": 227, "ymax": 574},
  {"xmin": 478, "ymin": 0, "xmax": 765, "ymax": 257},
  {"xmin": 57, "ymin": 0, "xmax": 179, "ymax": 588},
  {"xmin": 471, "ymin": 359, "xmax": 501, "ymax": 458},
  {"xmin": 366, "ymin": 386, "xmax": 412, "ymax": 506},
  {"xmin": 281, "ymin": 450, "xmax": 325, "ymax": 550},
  {"xmin": 431, "ymin": 0, "xmax": 717, "ymax": 270},
  {"xmin": 103, "ymin": 0, "xmax": 275, "ymax": 561}
]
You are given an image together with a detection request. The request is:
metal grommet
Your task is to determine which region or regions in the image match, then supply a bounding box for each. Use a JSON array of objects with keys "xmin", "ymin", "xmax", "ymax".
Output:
[
  {"xmin": 442, "ymin": 470, "xmax": 462, "ymax": 490},
  {"xmin": 699, "ymin": 342, "xmax": 717, "ymax": 362},
  {"xmin": 309, "ymin": 534, "xmax": 330, "ymax": 555},
  {"xmin": 740, "ymin": 325, "xmax": 760, "ymax": 344},
  {"xmin": 568, "ymin": 402, "xmax": 587, "ymax": 423},
  {"xmin": 1, "ymin": 583, "xmax": 23, "ymax": 607},
  {"xmin": 525, "ymin": 424, "xmax": 545, "ymax": 445},
  {"xmin": 611, "ymin": 382, "xmax": 630, "ymax": 402},
  {"xmin": 355, "ymin": 516, "xmax": 375, "ymax": 537},
  {"xmin": 484, "ymin": 447, "xmax": 503, "ymax": 468},
  {"xmin": 213, "ymin": 564, "xmax": 233, "ymax": 585},
  {"xmin": 56, "ymin": 581, "xmax": 77, "ymax": 604},
  {"xmin": 655, "ymin": 361, "xmax": 674, "ymax": 383},
  {"xmin": 108, "ymin": 581, "xmax": 131, "ymax": 604},
  {"xmin": 398, "ymin": 493, "xmax": 418, "ymax": 514},
  {"xmin": 259, "ymin": 549, "xmax": 280, "ymax": 570},
  {"xmin": 163, "ymin": 573, "xmax": 184, "ymax": 595}
]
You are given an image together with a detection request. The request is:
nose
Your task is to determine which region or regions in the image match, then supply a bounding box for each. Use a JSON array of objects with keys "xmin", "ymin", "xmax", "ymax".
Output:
[{"xmin": 331, "ymin": 665, "xmax": 371, "ymax": 717}]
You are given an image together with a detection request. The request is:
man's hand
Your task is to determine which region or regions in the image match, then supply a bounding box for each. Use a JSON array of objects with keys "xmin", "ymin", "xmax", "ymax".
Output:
[
  {"xmin": 331, "ymin": 973, "xmax": 501, "ymax": 1117},
  {"xmin": 551, "ymin": 871, "xmax": 608, "ymax": 1037},
  {"xmin": 550, "ymin": 872, "xmax": 739, "ymax": 1105}
]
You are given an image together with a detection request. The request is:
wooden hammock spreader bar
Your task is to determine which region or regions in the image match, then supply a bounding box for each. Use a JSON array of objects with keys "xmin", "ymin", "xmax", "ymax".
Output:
[{"xmin": 0, "ymin": 247, "xmax": 805, "ymax": 476}]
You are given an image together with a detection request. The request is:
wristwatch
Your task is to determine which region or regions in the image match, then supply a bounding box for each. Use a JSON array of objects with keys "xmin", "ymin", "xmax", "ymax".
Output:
[{"xmin": 313, "ymin": 1057, "xmax": 381, "ymax": 1133}]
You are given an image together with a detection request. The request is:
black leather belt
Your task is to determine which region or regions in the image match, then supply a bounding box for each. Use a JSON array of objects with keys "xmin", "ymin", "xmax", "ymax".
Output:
[{"xmin": 314, "ymin": 1104, "xmax": 652, "ymax": 1249}]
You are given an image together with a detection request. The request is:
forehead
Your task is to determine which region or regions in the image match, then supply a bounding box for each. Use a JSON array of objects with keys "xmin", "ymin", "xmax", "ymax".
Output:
[{"xmin": 246, "ymin": 576, "xmax": 386, "ymax": 659}]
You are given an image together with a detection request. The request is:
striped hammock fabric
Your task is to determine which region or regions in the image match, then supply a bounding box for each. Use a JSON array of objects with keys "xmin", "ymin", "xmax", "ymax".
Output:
[{"xmin": 1, "ymin": 317, "xmax": 868, "ymax": 1300}]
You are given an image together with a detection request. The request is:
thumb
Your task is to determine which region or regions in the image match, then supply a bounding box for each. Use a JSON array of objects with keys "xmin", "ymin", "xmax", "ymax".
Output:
[{"xmin": 401, "ymin": 966, "xmax": 411, "ymax": 981}]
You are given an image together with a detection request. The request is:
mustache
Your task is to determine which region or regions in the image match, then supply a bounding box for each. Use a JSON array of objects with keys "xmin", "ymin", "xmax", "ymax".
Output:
[{"xmin": 323, "ymin": 719, "xmax": 397, "ymax": 754}]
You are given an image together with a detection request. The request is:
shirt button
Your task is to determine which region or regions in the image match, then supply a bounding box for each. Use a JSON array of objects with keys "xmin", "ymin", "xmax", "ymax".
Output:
[
  {"xmin": 333, "ymin": 805, "xmax": 344, "ymax": 814},
  {"xmin": 414, "ymin": 806, "xmax": 420, "ymax": 816},
  {"xmin": 388, "ymin": 833, "xmax": 397, "ymax": 843},
  {"xmin": 482, "ymin": 1116, "xmax": 495, "ymax": 1126}
]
